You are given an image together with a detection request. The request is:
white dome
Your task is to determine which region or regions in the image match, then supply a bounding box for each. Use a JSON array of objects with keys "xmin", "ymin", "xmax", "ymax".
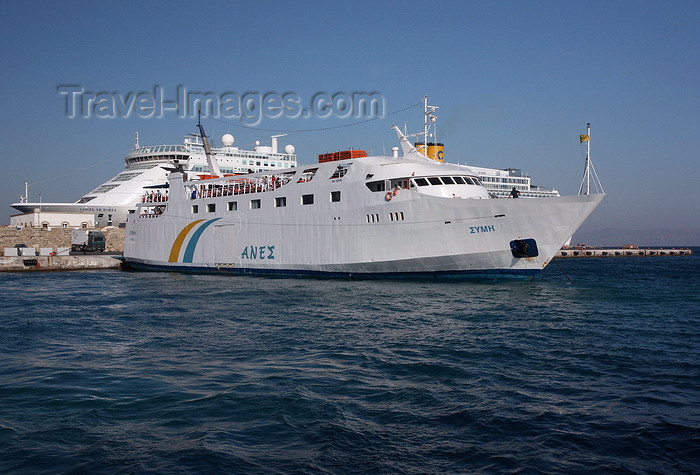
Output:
[
  {"xmin": 221, "ymin": 134, "xmax": 234, "ymax": 147},
  {"xmin": 284, "ymin": 144, "xmax": 295, "ymax": 154}
]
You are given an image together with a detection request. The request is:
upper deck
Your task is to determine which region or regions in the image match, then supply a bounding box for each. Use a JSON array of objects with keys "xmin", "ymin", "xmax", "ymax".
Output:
[
  {"xmin": 133, "ymin": 154, "xmax": 492, "ymax": 219},
  {"xmin": 124, "ymin": 136, "xmax": 297, "ymax": 172}
]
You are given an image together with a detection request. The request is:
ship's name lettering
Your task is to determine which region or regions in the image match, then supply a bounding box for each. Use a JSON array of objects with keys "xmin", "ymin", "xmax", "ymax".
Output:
[
  {"xmin": 469, "ymin": 225, "xmax": 495, "ymax": 234},
  {"xmin": 241, "ymin": 245, "xmax": 275, "ymax": 260}
]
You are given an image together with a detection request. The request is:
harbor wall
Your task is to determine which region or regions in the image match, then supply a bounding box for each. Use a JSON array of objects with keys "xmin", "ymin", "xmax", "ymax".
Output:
[
  {"xmin": 556, "ymin": 248, "xmax": 693, "ymax": 258},
  {"xmin": 0, "ymin": 227, "xmax": 125, "ymax": 254}
]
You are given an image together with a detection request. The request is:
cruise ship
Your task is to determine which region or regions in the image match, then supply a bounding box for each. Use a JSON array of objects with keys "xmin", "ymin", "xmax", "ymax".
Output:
[
  {"xmin": 469, "ymin": 166, "xmax": 559, "ymax": 198},
  {"xmin": 123, "ymin": 101, "xmax": 605, "ymax": 279},
  {"xmin": 10, "ymin": 132, "xmax": 298, "ymax": 228}
]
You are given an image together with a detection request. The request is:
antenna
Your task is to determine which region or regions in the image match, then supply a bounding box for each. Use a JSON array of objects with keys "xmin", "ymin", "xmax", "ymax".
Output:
[
  {"xmin": 134, "ymin": 131, "xmax": 140, "ymax": 148},
  {"xmin": 578, "ymin": 123, "xmax": 604, "ymax": 195}
]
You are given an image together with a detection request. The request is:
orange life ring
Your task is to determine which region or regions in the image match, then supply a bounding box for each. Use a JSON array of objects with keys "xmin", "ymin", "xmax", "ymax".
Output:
[{"xmin": 385, "ymin": 191, "xmax": 393, "ymax": 201}]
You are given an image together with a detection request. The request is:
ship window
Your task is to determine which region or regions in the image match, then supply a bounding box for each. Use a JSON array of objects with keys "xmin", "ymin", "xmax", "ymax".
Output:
[
  {"xmin": 301, "ymin": 194, "xmax": 314, "ymax": 205},
  {"xmin": 389, "ymin": 178, "xmax": 412, "ymax": 190},
  {"xmin": 453, "ymin": 176, "xmax": 466, "ymax": 184},
  {"xmin": 428, "ymin": 177, "xmax": 441, "ymax": 185},
  {"xmin": 90, "ymin": 184, "xmax": 120, "ymax": 194},
  {"xmin": 192, "ymin": 204, "xmax": 199, "ymax": 213},
  {"xmin": 228, "ymin": 201, "xmax": 237, "ymax": 211},
  {"xmin": 365, "ymin": 180, "xmax": 385, "ymax": 192},
  {"xmin": 330, "ymin": 163, "xmax": 352, "ymax": 179},
  {"xmin": 207, "ymin": 203, "xmax": 216, "ymax": 213},
  {"xmin": 414, "ymin": 178, "xmax": 429, "ymax": 186},
  {"xmin": 298, "ymin": 168, "xmax": 318, "ymax": 182},
  {"xmin": 275, "ymin": 197, "xmax": 287, "ymax": 207},
  {"xmin": 330, "ymin": 191, "xmax": 341, "ymax": 202},
  {"xmin": 441, "ymin": 176, "xmax": 455, "ymax": 184},
  {"xmin": 250, "ymin": 199, "xmax": 261, "ymax": 209},
  {"xmin": 473, "ymin": 177, "xmax": 483, "ymax": 186}
]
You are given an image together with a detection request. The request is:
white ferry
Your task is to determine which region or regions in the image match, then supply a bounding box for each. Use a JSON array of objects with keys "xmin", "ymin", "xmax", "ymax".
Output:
[{"xmin": 123, "ymin": 104, "xmax": 605, "ymax": 279}]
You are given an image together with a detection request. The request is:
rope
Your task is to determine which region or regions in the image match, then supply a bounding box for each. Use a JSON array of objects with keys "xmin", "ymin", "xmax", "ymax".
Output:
[
  {"xmin": 26, "ymin": 150, "xmax": 126, "ymax": 187},
  {"xmin": 204, "ymin": 101, "xmax": 422, "ymax": 133}
]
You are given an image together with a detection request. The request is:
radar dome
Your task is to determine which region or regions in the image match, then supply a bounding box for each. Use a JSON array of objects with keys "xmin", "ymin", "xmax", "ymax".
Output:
[
  {"xmin": 221, "ymin": 134, "xmax": 234, "ymax": 146},
  {"xmin": 284, "ymin": 144, "xmax": 295, "ymax": 154}
]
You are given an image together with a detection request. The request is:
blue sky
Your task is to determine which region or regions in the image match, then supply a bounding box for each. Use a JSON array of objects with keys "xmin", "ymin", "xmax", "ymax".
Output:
[{"xmin": 1, "ymin": 1, "xmax": 698, "ymax": 243}]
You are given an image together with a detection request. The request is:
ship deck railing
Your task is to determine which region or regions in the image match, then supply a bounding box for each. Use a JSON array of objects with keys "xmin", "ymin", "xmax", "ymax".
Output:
[
  {"xmin": 142, "ymin": 193, "xmax": 169, "ymax": 203},
  {"xmin": 188, "ymin": 174, "xmax": 295, "ymax": 200},
  {"xmin": 138, "ymin": 205, "xmax": 166, "ymax": 218}
]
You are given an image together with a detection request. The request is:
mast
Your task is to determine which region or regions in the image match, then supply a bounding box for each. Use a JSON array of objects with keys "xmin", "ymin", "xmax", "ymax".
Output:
[
  {"xmin": 196, "ymin": 108, "xmax": 221, "ymax": 178},
  {"xmin": 585, "ymin": 123, "xmax": 590, "ymax": 195},
  {"xmin": 423, "ymin": 95, "xmax": 439, "ymax": 145}
]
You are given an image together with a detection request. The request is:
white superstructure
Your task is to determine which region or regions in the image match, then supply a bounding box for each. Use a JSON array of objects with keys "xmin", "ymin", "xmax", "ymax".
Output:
[
  {"xmin": 10, "ymin": 132, "xmax": 298, "ymax": 228},
  {"xmin": 123, "ymin": 114, "xmax": 605, "ymax": 280},
  {"xmin": 10, "ymin": 103, "xmax": 559, "ymax": 229}
]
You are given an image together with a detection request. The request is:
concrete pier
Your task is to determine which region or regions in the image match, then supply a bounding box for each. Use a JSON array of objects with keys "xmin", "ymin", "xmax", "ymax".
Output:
[{"xmin": 0, "ymin": 255, "xmax": 123, "ymax": 272}]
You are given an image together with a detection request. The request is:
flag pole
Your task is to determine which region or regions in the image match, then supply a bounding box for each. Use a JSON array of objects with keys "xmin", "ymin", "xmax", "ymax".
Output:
[
  {"xmin": 578, "ymin": 123, "xmax": 603, "ymax": 195},
  {"xmin": 586, "ymin": 123, "xmax": 591, "ymax": 195}
]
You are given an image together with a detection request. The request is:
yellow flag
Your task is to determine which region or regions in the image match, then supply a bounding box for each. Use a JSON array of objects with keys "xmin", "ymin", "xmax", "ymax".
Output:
[{"xmin": 580, "ymin": 135, "xmax": 590, "ymax": 143}]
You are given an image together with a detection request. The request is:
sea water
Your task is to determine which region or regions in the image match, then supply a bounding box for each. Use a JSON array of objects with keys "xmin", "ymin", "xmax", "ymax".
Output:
[{"xmin": 1, "ymin": 250, "xmax": 698, "ymax": 473}]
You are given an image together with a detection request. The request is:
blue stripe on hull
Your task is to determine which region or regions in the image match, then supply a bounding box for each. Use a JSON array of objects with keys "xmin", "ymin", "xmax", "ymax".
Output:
[{"xmin": 124, "ymin": 260, "xmax": 539, "ymax": 281}]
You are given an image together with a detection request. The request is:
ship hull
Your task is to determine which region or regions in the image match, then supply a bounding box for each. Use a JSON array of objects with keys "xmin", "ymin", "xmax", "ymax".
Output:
[{"xmin": 124, "ymin": 186, "xmax": 605, "ymax": 280}]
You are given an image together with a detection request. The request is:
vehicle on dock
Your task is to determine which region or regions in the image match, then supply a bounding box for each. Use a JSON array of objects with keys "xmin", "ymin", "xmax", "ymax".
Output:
[{"xmin": 71, "ymin": 230, "xmax": 106, "ymax": 253}]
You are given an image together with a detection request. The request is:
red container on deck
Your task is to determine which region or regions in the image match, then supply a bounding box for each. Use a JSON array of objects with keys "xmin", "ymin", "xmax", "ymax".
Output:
[{"xmin": 318, "ymin": 150, "xmax": 367, "ymax": 163}]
